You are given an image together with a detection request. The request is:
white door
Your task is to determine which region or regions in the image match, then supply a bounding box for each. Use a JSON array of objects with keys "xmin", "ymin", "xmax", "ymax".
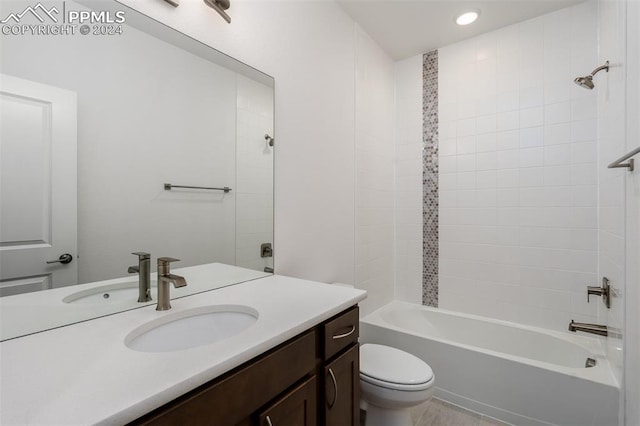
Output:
[{"xmin": 0, "ymin": 74, "xmax": 77, "ymax": 296}]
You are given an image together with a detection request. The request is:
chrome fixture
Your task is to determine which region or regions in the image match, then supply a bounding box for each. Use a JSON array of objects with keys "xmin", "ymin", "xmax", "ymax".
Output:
[
  {"xmin": 128, "ymin": 252, "xmax": 152, "ymax": 302},
  {"xmin": 568, "ymin": 320, "xmax": 608, "ymax": 337},
  {"xmin": 574, "ymin": 61, "xmax": 609, "ymax": 89},
  {"xmin": 156, "ymin": 257, "xmax": 187, "ymax": 311},
  {"xmin": 164, "ymin": 183, "xmax": 232, "ymax": 193},
  {"xmin": 260, "ymin": 243, "xmax": 273, "ymax": 258},
  {"xmin": 608, "ymin": 146, "xmax": 640, "ymax": 172},
  {"xmin": 587, "ymin": 277, "xmax": 611, "ymax": 309},
  {"xmin": 265, "ymin": 134, "xmax": 275, "ymax": 147},
  {"xmin": 204, "ymin": 0, "xmax": 231, "ymax": 23},
  {"xmin": 585, "ymin": 358, "xmax": 597, "ymax": 368}
]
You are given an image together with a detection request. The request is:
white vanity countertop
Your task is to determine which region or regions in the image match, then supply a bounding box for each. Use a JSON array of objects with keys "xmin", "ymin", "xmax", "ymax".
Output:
[{"xmin": 0, "ymin": 272, "xmax": 366, "ymax": 425}]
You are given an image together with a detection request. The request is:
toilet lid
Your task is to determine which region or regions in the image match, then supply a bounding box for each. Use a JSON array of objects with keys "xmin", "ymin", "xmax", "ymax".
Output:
[{"xmin": 360, "ymin": 344, "xmax": 433, "ymax": 386}]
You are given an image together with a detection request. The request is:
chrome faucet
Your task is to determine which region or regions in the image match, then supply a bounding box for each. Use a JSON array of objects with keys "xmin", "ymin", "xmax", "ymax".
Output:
[
  {"xmin": 156, "ymin": 257, "xmax": 187, "ymax": 311},
  {"xmin": 128, "ymin": 252, "xmax": 152, "ymax": 302},
  {"xmin": 568, "ymin": 320, "xmax": 608, "ymax": 337}
]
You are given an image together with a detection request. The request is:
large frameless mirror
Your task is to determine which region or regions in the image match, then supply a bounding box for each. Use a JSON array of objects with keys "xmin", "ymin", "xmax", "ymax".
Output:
[{"xmin": 0, "ymin": 0, "xmax": 274, "ymax": 340}]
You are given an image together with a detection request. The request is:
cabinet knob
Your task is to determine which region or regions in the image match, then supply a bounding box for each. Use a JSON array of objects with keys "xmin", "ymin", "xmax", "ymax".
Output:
[{"xmin": 265, "ymin": 415, "xmax": 273, "ymax": 426}]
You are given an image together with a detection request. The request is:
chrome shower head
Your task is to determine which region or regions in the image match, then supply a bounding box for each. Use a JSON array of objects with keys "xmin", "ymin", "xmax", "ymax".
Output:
[
  {"xmin": 574, "ymin": 61, "xmax": 609, "ymax": 90},
  {"xmin": 574, "ymin": 75, "xmax": 595, "ymax": 90}
]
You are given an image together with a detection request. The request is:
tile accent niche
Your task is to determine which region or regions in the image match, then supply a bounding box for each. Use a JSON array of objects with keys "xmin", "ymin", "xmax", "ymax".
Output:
[{"xmin": 422, "ymin": 50, "xmax": 439, "ymax": 307}]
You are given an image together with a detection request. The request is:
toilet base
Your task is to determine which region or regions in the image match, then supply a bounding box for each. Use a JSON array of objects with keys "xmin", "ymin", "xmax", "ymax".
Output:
[{"xmin": 364, "ymin": 404, "xmax": 412, "ymax": 426}]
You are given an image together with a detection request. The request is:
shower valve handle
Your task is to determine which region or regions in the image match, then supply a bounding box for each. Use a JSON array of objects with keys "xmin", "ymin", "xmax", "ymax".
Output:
[{"xmin": 586, "ymin": 277, "xmax": 611, "ymax": 309}]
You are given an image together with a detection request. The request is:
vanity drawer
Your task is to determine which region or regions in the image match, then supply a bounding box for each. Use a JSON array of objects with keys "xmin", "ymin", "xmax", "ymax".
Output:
[{"xmin": 322, "ymin": 306, "xmax": 359, "ymax": 360}]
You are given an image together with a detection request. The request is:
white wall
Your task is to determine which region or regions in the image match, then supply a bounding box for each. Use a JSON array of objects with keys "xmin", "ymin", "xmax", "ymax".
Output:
[
  {"xmin": 597, "ymin": 0, "xmax": 627, "ymax": 389},
  {"xmin": 394, "ymin": 55, "xmax": 424, "ymax": 303},
  {"xmin": 355, "ymin": 26, "xmax": 396, "ymax": 314},
  {"xmin": 118, "ymin": 0, "xmax": 395, "ymax": 311}
]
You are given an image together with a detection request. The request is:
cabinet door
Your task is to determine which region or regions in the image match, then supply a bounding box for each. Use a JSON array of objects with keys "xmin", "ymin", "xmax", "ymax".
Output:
[
  {"xmin": 258, "ymin": 376, "xmax": 317, "ymax": 426},
  {"xmin": 324, "ymin": 344, "xmax": 359, "ymax": 426}
]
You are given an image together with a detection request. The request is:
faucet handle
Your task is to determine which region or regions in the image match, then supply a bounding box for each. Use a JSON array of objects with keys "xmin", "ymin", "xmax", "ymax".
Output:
[
  {"xmin": 158, "ymin": 257, "xmax": 180, "ymax": 274},
  {"xmin": 132, "ymin": 252, "xmax": 150, "ymax": 260},
  {"xmin": 586, "ymin": 277, "xmax": 611, "ymax": 309}
]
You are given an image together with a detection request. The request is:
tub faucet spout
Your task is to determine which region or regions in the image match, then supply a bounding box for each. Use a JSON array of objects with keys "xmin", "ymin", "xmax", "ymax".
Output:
[{"xmin": 568, "ymin": 320, "xmax": 608, "ymax": 337}]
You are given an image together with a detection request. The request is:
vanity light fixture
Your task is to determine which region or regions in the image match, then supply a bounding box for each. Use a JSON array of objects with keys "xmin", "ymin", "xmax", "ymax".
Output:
[
  {"xmin": 456, "ymin": 10, "xmax": 480, "ymax": 26},
  {"xmin": 204, "ymin": 0, "xmax": 231, "ymax": 23}
]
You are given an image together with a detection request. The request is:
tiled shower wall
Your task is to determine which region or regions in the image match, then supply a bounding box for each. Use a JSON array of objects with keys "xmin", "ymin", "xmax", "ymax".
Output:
[
  {"xmin": 394, "ymin": 55, "xmax": 424, "ymax": 304},
  {"xmin": 437, "ymin": 2, "xmax": 599, "ymax": 331},
  {"xmin": 396, "ymin": 1, "xmax": 601, "ymax": 332}
]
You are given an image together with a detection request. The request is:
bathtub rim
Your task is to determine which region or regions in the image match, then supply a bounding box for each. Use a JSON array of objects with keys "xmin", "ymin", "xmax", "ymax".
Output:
[{"xmin": 361, "ymin": 300, "xmax": 618, "ymax": 388}]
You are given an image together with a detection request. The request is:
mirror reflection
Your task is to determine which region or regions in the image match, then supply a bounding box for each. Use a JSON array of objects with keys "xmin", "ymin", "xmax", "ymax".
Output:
[{"xmin": 0, "ymin": 0, "xmax": 274, "ymax": 340}]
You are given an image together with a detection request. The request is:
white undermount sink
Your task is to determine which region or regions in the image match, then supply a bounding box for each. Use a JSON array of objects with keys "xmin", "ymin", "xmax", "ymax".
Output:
[
  {"xmin": 62, "ymin": 281, "xmax": 156, "ymax": 304},
  {"xmin": 124, "ymin": 305, "xmax": 259, "ymax": 352}
]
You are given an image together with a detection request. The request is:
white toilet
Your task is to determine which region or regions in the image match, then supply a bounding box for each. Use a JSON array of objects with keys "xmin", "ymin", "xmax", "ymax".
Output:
[{"xmin": 360, "ymin": 344, "xmax": 435, "ymax": 426}]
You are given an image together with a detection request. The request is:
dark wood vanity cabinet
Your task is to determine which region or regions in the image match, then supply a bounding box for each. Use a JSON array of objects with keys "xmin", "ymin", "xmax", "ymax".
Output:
[
  {"xmin": 130, "ymin": 306, "xmax": 359, "ymax": 426},
  {"xmin": 320, "ymin": 306, "xmax": 360, "ymax": 426}
]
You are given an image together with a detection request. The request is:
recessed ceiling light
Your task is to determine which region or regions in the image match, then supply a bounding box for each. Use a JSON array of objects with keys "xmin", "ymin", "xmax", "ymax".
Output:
[{"xmin": 456, "ymin": 10, "xmax": 480, "ymax": 26}]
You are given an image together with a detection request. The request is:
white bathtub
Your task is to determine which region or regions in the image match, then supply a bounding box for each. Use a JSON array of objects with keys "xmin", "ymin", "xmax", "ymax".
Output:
[{"xmin": 360, "ymin": 301, "xmax": 619, "ymax": 426}]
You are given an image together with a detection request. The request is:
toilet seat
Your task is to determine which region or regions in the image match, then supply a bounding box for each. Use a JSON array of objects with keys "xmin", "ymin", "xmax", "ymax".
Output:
[
  {"xmin": 360, "ymin": 372, "xmax": 434, "ymax": 392},
  {"xmin": 360, "ymin": 344, "xmax": 434, "ymax": 392}
]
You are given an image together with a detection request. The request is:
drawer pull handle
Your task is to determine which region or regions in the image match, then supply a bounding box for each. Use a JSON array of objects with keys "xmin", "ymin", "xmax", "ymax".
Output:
[
  {"xmin": 327, "ymin": 367, "xmax": 338, "ymax": 408},
  {"xmin": 266, "ymin": 415, "xmax": 273, "ymax": 426},
  {"xmin": 332, "ymin": 325, "xmax": 356, "ymax": 340}
]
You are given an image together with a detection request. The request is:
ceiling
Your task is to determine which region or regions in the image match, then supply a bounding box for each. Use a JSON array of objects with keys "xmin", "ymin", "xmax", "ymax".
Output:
[{"xmin": 336, "ymin": 0, "xmax": 584, "ymax": 60}]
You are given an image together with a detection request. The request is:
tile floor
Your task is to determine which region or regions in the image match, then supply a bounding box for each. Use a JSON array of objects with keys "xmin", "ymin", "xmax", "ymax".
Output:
[{"xmin": 409, "ymin": 398, "xmax": 512, "ymax": 426}]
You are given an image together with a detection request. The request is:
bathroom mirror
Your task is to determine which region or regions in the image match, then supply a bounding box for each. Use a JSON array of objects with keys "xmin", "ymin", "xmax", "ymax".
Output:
[{"xmin": 0, "ymin": 0, "xmax": 274, "ymax": 340}]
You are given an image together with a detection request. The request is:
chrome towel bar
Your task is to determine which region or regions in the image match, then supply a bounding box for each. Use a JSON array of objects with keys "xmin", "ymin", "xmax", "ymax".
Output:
[
  {"xmin": 164, "ymin": 183, "xmax": 232, "ymax": 193},
  {"xmin": 608, "ymin": 146, "xmax": 640, "ymax": 171}
]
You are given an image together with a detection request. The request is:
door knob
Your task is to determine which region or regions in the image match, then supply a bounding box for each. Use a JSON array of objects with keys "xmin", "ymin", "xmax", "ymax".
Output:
[{"xmin": 46, "ymin": 253, "xmax": 73, "ymax": 265}]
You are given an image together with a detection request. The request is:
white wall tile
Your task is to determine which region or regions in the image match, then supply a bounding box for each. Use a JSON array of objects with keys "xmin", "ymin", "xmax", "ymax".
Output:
[
  {"xmin": 545, "ymin": 102, "xmax": 572, "ymax": 125},
  {"xmin": 520, "ymin": 126, "xmax": 544, "ymax": 148},
  {"xmin": 544, "ymin": 144, "xmax": 572, "ymax": 166},
  {"xmin": 457, "ymin": 154, "xmax": 476, "ymax": 172},
  {"xmin": 520, "ymin": 108, "xmax": 544, "ymax": 128},
  {"xmin": 496, "ymin": 130, "xmax": 520, "ymax": 151},
  {"xmin": 545, "ymin": 123, "xmax": 572, "ymax": 145},
  {"xmin": 436, "ymin": 3, "xmax": 598, "ymax": 333},
  {"xmin": 520, "ymin": 147, "xmax": 544, "ymax": 168},
  {"xmin": 476, "ymin": 133, "xmax": 497, "ymax": 152}
]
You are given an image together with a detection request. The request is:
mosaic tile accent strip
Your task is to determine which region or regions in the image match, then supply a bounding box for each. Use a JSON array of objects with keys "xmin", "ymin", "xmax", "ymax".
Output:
[{"xmin": 422, "ymin": 50, "xmax": 438, "ymax": 307}]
